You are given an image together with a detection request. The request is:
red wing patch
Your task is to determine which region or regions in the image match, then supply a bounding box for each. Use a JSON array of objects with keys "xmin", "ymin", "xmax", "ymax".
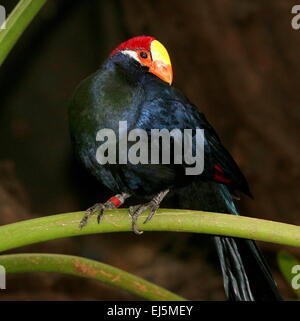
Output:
[{"xmin": 213, "ymin": 164, "xmax": 232, "ymax": 184}]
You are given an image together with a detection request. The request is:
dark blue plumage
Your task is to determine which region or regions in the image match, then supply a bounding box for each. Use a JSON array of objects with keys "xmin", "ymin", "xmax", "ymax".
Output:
[
  {"xmin": 68, "ymin": 41, "xmax": 281, "ymax": 301},
  {"xmin": 70, "ymin": 53, "xmax": 250, "ymax": 196}
]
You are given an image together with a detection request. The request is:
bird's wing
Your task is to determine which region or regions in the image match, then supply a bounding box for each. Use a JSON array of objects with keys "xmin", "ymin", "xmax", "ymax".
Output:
[{"xmin": 138, "ymin": 93, "xmax": 251, "ymax": 196}]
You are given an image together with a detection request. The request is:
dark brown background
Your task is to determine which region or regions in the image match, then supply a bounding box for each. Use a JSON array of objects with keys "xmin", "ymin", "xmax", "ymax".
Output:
[{"xmin": 0, "ymin": 0, "xmax": 299, "ymax": 300}]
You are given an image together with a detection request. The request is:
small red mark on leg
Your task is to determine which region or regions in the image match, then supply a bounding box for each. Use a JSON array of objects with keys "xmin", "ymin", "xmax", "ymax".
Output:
[{"xmin": 108, "ymin": 196, "xmax": 122, "ymax": 208}]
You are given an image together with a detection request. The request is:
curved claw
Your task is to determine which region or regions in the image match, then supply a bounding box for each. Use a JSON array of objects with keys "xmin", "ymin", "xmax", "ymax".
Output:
[
  {"xmin": 129, "ymin": 205, "xmax": 144, "ymax": 235},
  {"xmin": 79, "ymin": 203, "xmax": 104, "ymax": 229},
  {"xmin": 128, "ymin": 203, "xmax": 159, "ymax": 235},
  {"xmin": 132, "ymin": 215, "xmax": 144, "ymax": 235},
  {"xmin": 97, "ymin": 208, "xmax": 105, "ymax": 224}
]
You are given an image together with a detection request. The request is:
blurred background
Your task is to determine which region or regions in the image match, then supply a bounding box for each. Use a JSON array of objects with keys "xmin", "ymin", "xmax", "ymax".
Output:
[{"xmin": 0, "ymin": 0, "xmax": 299, "ymax": 300}]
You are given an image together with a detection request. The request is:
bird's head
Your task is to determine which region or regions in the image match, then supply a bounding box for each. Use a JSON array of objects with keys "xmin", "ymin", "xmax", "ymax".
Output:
[{"xmin": 110, "ymin": 36, "xmax": 173, "ymax": 85}]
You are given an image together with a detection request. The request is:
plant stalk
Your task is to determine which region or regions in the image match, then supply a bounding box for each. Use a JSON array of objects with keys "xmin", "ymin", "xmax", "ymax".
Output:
[
  {"xmin": 0, "ymin": 209, "xmax": 299, "ymax": 253},
  {"xmin": 0, "ymin": 0, "xmax": 47, "ymax": 66},
  {"xmin": 0, "ymin": 253, "xmax": 186, "ymax": 301}
]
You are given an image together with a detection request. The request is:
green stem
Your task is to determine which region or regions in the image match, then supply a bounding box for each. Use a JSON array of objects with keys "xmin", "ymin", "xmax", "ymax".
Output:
[
  {"xmin": 0, "ymin": 209, "xmax": 299, "ymax": 253},
  {"xmin": 0, "ymin": 0, "xmax": 47, "ymax": 66},
  {"xmin": 0, "ymin": 253, "xmax": 185, "ymax": 301}
]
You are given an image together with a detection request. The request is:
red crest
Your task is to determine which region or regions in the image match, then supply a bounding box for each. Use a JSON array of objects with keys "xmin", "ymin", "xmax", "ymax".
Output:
[{"xmin": 110, "ymin": 36, "xmax": 156, "ymax": 56}]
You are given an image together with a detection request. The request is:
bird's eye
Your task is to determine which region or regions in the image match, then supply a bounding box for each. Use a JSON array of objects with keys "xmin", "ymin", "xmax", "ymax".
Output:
[{"xmin": 140, "ymin": 51, "xmax": 148, "ymax": 59}]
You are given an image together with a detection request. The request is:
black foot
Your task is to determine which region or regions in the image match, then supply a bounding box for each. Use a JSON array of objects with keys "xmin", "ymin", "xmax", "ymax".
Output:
[
  {"xmin": 128, "ymin": 189, "xmax": 169, "ymax": 235},
  {"xmin": 79, "ymin": 201, "xmax": 116, "ymax": 228},
  {"xmin": 79, "ymin": 193, "xmax": 131, "ymax": 228},
  {"xmin": 128, "ymin": 202, "xmax": 159, "ymax": 235}
]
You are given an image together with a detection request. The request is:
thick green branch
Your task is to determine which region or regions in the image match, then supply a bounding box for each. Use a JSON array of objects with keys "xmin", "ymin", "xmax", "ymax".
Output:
[
  {"xmin": 0, "ymin": 209, "xmax": 299, "ymax": 253},
  {"xmin": 0, "ymin": 253, "xmax": 185, "ymax": 301},
  {"xmin": 0, "ymin": 0, "xmax": 47, "ymax": 66}
]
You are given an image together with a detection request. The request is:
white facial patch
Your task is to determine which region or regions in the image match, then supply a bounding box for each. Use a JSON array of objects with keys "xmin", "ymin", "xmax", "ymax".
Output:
[{"xmin": 122, "ymin": 50, "xmax": 140, "ymax": 63}]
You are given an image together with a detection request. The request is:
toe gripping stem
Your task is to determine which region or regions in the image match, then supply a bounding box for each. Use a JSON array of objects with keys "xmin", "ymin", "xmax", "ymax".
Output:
[
  {"xmin": 79, "ymin": 192, "xmax": 130, "ymax": 228},
  {"xmin": 129, "ymin": 189, "xmax": 169, "ymax": 235}
]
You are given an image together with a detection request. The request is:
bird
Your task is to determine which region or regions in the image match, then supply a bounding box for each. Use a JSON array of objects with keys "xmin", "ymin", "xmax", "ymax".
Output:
[{"xmin": 68, "ymin": 35, "xmax": 282, "ymax": 301}]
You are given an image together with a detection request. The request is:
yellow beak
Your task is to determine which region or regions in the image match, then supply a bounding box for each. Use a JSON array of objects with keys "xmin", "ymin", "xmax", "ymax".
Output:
[{"xmin": 149, "ymin": 40, "xmax": 173, "ymax": 85}]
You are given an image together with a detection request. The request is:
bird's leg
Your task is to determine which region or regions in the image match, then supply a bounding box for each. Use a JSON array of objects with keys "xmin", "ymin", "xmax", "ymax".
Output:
[
  {"xmin": 128, "ymin": 189, "xmax": 169, "ymax": 235},
  {"xmin": 79, "ymin": 192, "xmax": 131, "ymax": 228}
]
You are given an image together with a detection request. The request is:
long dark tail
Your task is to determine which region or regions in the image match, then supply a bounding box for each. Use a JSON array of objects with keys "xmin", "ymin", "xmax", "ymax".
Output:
[
  {"xmin": 176, "ymin": 181, "xmax": 282, "ymax": 301},
  {"xmin": 215, "ymin": 184, "xmax": 282, "ymax": 301},
  {"xmin": 214, "ymin": 237, "xmax": 281, "ymax": 300}
]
